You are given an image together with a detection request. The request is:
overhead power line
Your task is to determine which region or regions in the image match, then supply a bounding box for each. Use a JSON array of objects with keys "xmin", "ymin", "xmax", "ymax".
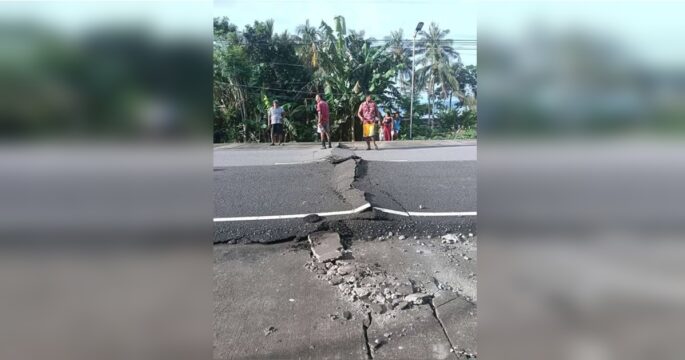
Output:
[
  {"xmin": 215, "ymin": 81, "xmax": 466, "ymax": 102},
  {"xmin": 214, "ymin": 81, "xmax": 367, "ymax": 97}
]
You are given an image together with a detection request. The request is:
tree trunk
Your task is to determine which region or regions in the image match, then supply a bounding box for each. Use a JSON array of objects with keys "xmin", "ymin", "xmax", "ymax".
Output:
[
  {"xmin": 449, "ymin": 91, "xmax": 453, "ymax": 109},
  {"xmin": 350, "ymin": 115, "xmax": 354, "ymax": 142},
  {"xmin": 429, "ymin": 96, "xmax": 433, "ymax": 130},
  {"xmin": 305, "ymin": 98, "xmax": 309, "ymax": 141},
  {"xmin": 239, "ymin": 91, "xmax": 247, "ymax": 143}
]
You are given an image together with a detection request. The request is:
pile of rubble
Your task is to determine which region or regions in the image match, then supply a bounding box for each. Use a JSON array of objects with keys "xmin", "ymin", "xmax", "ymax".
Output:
[
  {"xmin": 305, "ymin": 231, "xmax": 432, "ymax": 314},
  {"xmin": 304, "ymin": 259, "xmax": 432, "ymax": 314},
  {"xmin": 440, "ymin": 232, "xmax": 473, "ymax": 244},
  {"xmin": 304, "ymin": 231, "xmax": 477, "ymax": 357}
]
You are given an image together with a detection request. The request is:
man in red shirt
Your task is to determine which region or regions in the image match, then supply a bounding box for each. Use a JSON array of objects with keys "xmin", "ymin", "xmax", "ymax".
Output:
[
  {"xmin": 357, "ymin": 94, "xmax": 380, "ymax": 150},
  {"xmin": 315, "ymin": 94, "xmax": 331, "ymax": 149}
]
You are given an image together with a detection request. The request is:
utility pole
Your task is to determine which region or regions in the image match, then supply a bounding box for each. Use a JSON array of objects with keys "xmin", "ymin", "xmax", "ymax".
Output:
[{"xmin": 410, "ymin": 21, "xmax": 423, "ymax": 140}]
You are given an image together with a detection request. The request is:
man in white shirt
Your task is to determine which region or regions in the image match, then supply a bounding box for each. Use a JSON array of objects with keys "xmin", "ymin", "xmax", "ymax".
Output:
[{"xmin": 268, "ymin": 100, "xmax": 286, "ymax": 146}]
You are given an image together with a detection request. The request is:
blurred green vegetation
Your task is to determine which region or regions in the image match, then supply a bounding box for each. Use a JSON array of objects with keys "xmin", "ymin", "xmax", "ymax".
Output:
[
  {"xmin": 0, "ymin": 23, "xmax": 210, "ymax": 139},
  {"xmin": 479, "ymin": 30, "xmax": 685, "ymax": 138}
]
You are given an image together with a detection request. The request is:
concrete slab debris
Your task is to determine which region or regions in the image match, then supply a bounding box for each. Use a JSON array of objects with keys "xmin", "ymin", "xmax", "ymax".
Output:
[
  {"xmin": 367, "ymin": 306, "xmax": 454, "ymax": 360},
  {"xmin": 405, "ymin": 293, "xmax": 431, "ymax": 305},
  {"xmin": 433, "ymin": 296, "xmax": 477, "ymax": 357},
  {"xmin": 308, "ymin": 231, "xmax": 343, "ymax": 262}
]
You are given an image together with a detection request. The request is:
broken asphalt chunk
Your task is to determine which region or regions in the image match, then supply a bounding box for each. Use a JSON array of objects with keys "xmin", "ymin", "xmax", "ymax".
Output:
[
  {"xmin": 308, "ymin": 231, "xmax": 343, "ymax": 262},
  {"xmin": 303, "ymin": 214, "xmax": 323, "ymax": 223},
  {"xmin": 404, "ymin": 293, "xmax": 431, "ymax": 305},
  {"xmin": 354, "ymin": 287, "xmax": 371, "ymax": 299},
  {"xmin": 328, "ymin": 276, "xmax": 344, "ymax": 285},
  {"xmin": 336, "ymin": 264, "xmax": 355, "ymax": 275},
  {"xmin": 395, "ymin": 284, "xmax": 414, "ymax": 296},
  {"xmin": 441, "ymin": 233, "xmax": 464, "ymax": 244},
  {"xmin": 397, "ymin": 301, "xmax": 410, "ymax": 310}
]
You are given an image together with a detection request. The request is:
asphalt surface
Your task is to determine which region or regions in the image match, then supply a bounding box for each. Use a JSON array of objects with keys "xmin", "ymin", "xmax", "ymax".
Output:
[
  {"xmin": 214, "ymin": 141, "xmax": 478, "ymax": 359},
  {"xmin": 213, "ymin": 141, "xmax": 477, "ymax": 244},
  {"xmin": 214, "ymin": 162, "xmax": 349, "ymax": 217},
  {"xmin": 213, "ymin": 140, "xmax": 476, "ymax": 166},
  {"xmin": 214, "ymin": 145, "xmax": 332, "ymax": 167},
  {"xmin": 355, "ymin": 161, "xmax": 476, "ymax": 213}
]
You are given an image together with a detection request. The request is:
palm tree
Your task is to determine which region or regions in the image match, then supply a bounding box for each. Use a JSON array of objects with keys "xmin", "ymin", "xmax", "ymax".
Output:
[
  {"xmin": 385, "ymin": 29, "xmax": 411, "ymax": 92},
  {"xmin": 295, "ymin": 19, "xmax": 319, "ymax": 68},
  {"xmin": 416, "ymin": 22, "xmax": 462, "ymax": 129}
]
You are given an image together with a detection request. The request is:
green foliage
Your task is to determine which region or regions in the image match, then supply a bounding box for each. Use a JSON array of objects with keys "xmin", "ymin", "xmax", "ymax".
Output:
[
  {"xmin": 213, "ymin": 17, "xmax": 476, "ymax": 143},
  {"xmin": 314, "ymin": 17, "xmax": 401, "ymax": 140}
]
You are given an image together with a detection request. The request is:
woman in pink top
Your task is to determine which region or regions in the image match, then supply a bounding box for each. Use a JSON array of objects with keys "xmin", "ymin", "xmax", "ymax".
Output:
[{"xmin": 382, "ymin": 112, "xmax": 393, "ymax": 141}]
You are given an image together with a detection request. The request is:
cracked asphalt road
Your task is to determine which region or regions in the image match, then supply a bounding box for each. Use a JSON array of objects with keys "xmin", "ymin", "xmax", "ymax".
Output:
[
  {"xmin": 354, "ymin": 160, "xmax": 476, "ymax": 214},
  {"xmin": 214, "ymin": 142, "xmax": 477, "ymax": 359},
  {"xmin": 213, "ymin": 143, "xmax": 477, "ymax": 243}
]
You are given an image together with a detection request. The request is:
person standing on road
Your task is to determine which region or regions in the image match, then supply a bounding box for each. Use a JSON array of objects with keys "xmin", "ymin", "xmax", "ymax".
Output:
[
  {"xmin": 268, "ymin": 100, "xmax": 285, "ymax": 146},
  {"xmin": 357, "ymin": 94, "xmax": 380, "ymax": 150},
  {"xmin": 315, "ymin": 94, "xmax": 332, "ymax": 149},
  {"xmin": 382, "ymin": 111, "xmax": 393, "ymax": 141},
  {"xmin": 393, "ymin": 112, "xmax": 401, "ymax": 140}
]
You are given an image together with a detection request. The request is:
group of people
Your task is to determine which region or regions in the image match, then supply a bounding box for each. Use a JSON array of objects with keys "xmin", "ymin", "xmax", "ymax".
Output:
[
  {"xmin": 267, "ymin": 94, "xmax": 400, "ymax": 150},
  {"xmin": 382, "ymin": 111, "xmax": 402, "ymax": 141}
]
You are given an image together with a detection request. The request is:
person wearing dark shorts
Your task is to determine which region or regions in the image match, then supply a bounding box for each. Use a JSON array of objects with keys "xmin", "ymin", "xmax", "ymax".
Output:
[
  {"xmin": 315, "ymin": 94, "xmax": 332, "ymax": 149},
  {"xmin": 268, "ymin": 100, "xmax": 285, "ymax": 145}
]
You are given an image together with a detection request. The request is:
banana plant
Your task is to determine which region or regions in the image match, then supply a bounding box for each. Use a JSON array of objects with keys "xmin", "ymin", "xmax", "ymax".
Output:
[{"xmin": 315, "ymin": 16, "xmax": 400, "ymax": 140}]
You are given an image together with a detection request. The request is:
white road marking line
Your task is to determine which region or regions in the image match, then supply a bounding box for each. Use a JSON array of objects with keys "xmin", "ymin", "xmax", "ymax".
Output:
[
  {"xmin": 213, "ymin": 203, "xmax": 371, "ymax": 222},
  {"xmin": 372, "ymin": 207, "xmax": 409, "ymax": 216},
  {"xmin": 214, "ymin": 204, "xmax": 475, "ymax": 222},
  {"xmin": 374, "ymin": 207, "xmax": 477, "ymax": 217},
  {"xmin": 407, "ymin": 211, "xmax": 477, "ymax": 216},
  {"xmin": 317, "ymin": 203, "xmax": 371, "ymax": 216}
]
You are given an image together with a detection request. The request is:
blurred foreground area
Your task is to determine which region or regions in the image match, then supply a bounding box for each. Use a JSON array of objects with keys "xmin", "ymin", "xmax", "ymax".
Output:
[
  {"xmin": 479, "ymin": 2, "xmax": 685, "ymax": 360},
  {"xmin": 0, "ymin": 2, "xmax": 210, "ymax": 360}
]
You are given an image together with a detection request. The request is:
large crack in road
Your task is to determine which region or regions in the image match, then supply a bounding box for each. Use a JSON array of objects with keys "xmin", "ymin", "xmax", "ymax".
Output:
[
  {"xmin": 429, "ymin": 300, "xmax": 459, "ymax": 359},
  {"xmin": 214, "ymin": 146, "xmax": 477, "ymax": 359},
  {"xmin": 362, "ymin": 312, "xmax": 374, "ymax": 360},
  {"xmin": 214, "ymin": 146, "xmax": 475, "ymax": 245}
]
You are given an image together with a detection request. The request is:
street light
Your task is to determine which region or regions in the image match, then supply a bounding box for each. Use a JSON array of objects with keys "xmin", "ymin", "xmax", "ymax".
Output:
[{"xmin": 410, "ymin": 21, "xmax": 423, "ymax": 140}]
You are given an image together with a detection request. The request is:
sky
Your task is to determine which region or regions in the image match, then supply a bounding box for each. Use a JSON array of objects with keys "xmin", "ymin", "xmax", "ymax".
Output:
[
  {"xmin": 214, "ymin": 0, "xmax": 478, "ymax": 65},
  {"xmin": 0, "ymin": 0, "xmax": 477, "ymax": 65}
]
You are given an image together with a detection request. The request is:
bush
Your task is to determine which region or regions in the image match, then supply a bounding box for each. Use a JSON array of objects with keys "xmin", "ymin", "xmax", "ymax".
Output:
[{"xmin": 460, "ymin": 110, "xmax": 477, "ymax": 129}]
